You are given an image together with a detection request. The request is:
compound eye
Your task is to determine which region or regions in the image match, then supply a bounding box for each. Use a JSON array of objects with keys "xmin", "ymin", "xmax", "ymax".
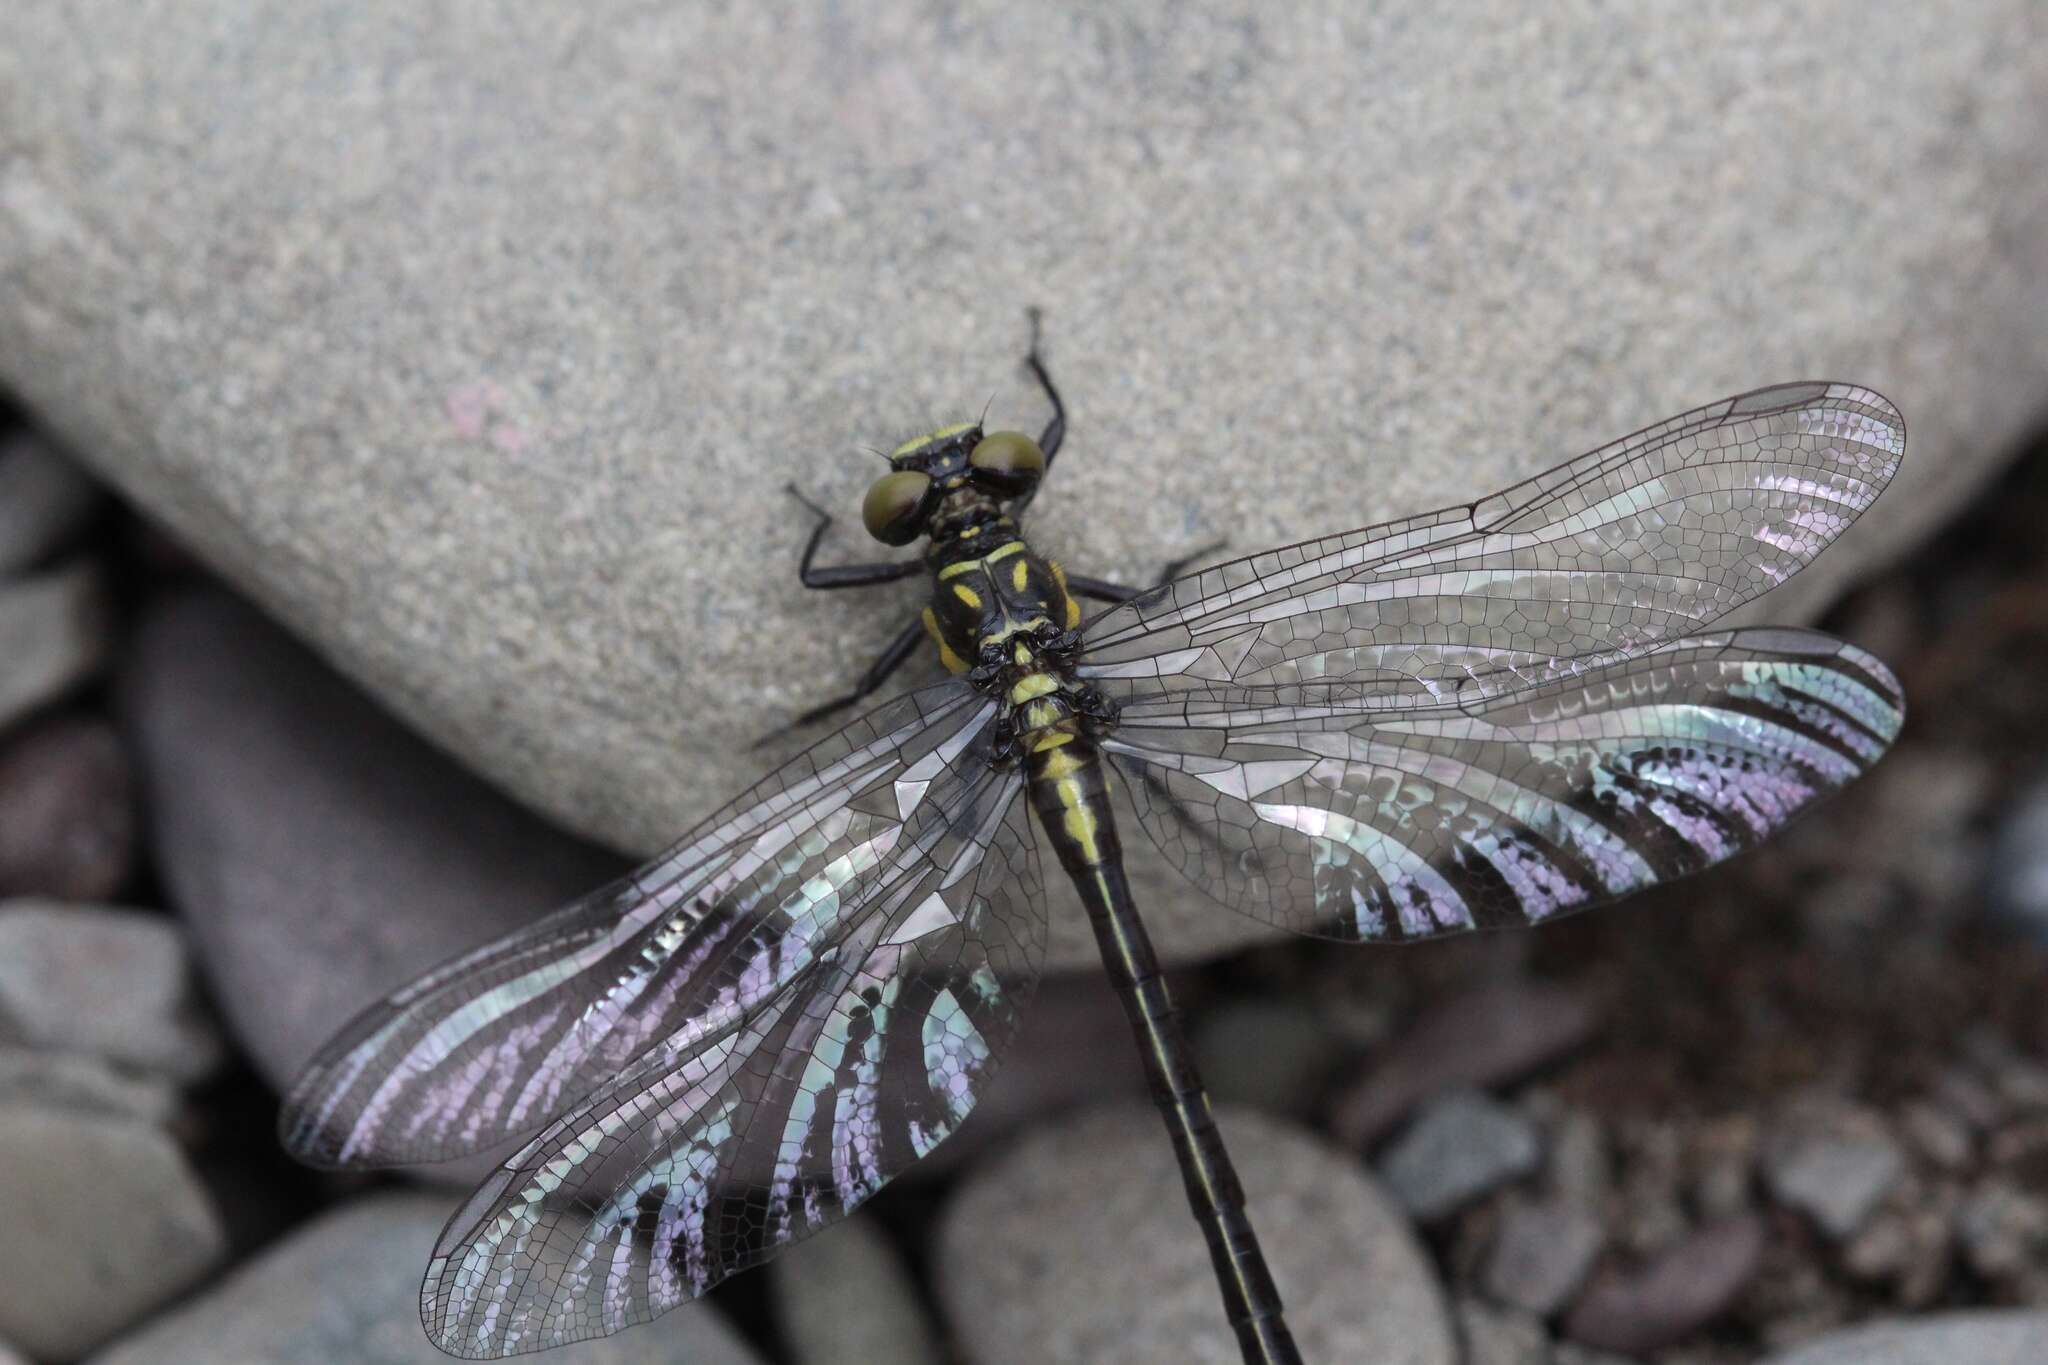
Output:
[
  {"xmin": 861, "ymin": 470, "xmax": 933, "ymax": 545},
  {"xmin": 967, "ymin": 430, "xmax": 1045, "ymax": 494}
]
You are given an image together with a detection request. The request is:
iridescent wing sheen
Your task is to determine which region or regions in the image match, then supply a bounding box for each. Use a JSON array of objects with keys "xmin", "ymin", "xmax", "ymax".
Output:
[
  {"xmin": 418, "ymin": 764, "xmax": 1042, "ymax": 1358},
  {"xmin": 1101, "ymin": 627, "xmax": 1902, "ymax": 941},
  {"xmin": 1078, "ymin": 383, "xmax": 1903, "ymax": 698},
  {"xmin": 278, "ymin": 679, "xmax": 1033, "ymax": 1171}
]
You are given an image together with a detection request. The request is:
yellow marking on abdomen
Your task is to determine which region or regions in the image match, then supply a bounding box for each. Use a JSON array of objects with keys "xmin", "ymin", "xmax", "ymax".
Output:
[
  {"xmin": 1009, "ymin": 672, "xmax": 1058, "ymax": 705},
  {"xmin": 1036, "ymin": 743, "xmax": 1085, "ymax": 779},
  {"xmin": 922, "ymin": 607, "xmax": 968, "ymax": 675},
  {"xmin": 952, "ymin": 583, "xmax": 982, "ymax": 609}
]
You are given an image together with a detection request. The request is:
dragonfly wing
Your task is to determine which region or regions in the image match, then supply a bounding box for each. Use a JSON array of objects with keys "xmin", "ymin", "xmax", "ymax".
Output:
[
  {"xmin": 1080, "ymin": 383, "xmax": 1902, "ymax": 695},
  {"xmin": 419, "ymin": 773, "xmax": 1042, "ymax": 1358},
  {"xmin": 1101, "ymin": 628, "xmax": 1902, "ymax": 941},
  {"xmin": 279, "ymin": 678, "xmax": 1019, "ymax": 1168}
]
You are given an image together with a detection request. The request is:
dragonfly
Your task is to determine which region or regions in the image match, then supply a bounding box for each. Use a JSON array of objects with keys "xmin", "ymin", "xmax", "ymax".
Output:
[{"xmin": 279, "ymin": 317, "xmax": 1906, "ymax": 1364}]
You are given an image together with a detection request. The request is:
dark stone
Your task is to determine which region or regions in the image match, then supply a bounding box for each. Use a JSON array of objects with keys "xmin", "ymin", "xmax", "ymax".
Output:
[
  {"xmin": 0, "ymin": 560, "xmax": 108, "ymax": 733},
  {"xmin": 1330, "ymin": 979, "xmax": 1602, "ymax": 1147},
  {"xmin": 119, "ymin": 587, "xmax": 627, "ymax": 1097},
  {"xmin": 0, "ymin": 711, "xmax": 133, "ymax": 900},
  {"xmin": 1377, "ymin": 1089, "xmax": 1543, "ymax": 1222},
  {"xmin": 1481, "ymin": 1196, "xmax": 1606, "ymax": 1316},
  {"xmin": 1561, "ymin": 1214, "xmax": 1764, "ymax": 1355},
  {"xmin": 0, "ymin": 430, "xmax": 100, "ymax": 576}
]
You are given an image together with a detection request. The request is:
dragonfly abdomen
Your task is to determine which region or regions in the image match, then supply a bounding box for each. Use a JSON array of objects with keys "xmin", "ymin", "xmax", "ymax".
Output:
[{"xmin": 1024, "ymin": 731, "xmax": 1124, "ymax": 878}]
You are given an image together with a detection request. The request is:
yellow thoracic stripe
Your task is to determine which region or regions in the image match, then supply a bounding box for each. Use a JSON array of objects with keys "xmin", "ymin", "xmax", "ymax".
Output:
[
  {"xmin": 921, "ymin": 607, "xmax": 968, "ymax": 675},
  {"xmin": 952, "ymin": 583, "xmax": 981, "ymax": 608},
  {"xmin": 1049, "ymin": 560, "xmax": 1081, "ymax": 628},
  {"xmin": 893, "ymin": 422, "xmax": 976, "ymax": 457},
  {"xmin": 938, "ymin": 540, "xmax": 1026, "ymax": 581}
]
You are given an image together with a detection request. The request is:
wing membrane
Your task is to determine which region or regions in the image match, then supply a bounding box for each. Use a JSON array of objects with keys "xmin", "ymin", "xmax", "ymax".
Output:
[
  {"xmin": 1080, "ymin": 383, "xmax": 1902, "ymax": 696},
  {"xmin": 1104, "ymin": 628, "xmax": 1902, "ymax": 941},
  {"xmin": 279, "ymin": 679, "xmax": 1013, "ymax": 1168},
  {"xmin": 419, "ymin": 778, "xmax": 1042, "ymax": 1357}
]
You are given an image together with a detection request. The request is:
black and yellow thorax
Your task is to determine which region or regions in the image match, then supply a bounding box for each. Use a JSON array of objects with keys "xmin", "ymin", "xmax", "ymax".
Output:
[{"xmin": 920, "ymin": 516, "xmax": 1078, "ymax": 676}]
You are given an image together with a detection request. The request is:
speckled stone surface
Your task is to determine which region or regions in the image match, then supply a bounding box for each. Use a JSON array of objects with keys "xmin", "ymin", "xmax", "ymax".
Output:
[
  {"xmin": 3, "ymin": 3, "xmax": 2045, "ymax": 969},
  {"xmin": 936, "ymin": 1104, "xmax": 1454, "ymax": 1365},
  {"xmin": 87, "ymin": 1193, "xmax": 764, "ymax": 1365},
  {"xmin": 1762, "ymin": 1311, "xmax": 2048, "ymax": 1364}
]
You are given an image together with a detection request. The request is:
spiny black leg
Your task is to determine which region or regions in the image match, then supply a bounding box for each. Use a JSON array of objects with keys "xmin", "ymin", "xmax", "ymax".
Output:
[
  {"xmin": 1065, "ymin": 573, "xmax": 1148, "ymax": 604},
  {"xmin": 1157, "ymin": 537, "xmax": 1230, "ymax": 582},
  {"xmin": 786, "ymin": 484, "xmax": 923, "ymax": 590},
  {"xmin": 755, "ymin": 616, "xmax": 927, "ymax": 747},
  {"xmin": 1065, "ymin": 537, "xmax": 1233, "ymax": 603},
  {"xmin": 1012, "ymin": 308, "xmax": 1066, "ymax": 518}
]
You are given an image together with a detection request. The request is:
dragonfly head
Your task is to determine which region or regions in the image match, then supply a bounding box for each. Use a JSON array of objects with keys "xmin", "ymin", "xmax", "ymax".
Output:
[{"xmin": 861, "ymin": 423, "xmax": 1046, "ymax": 545}]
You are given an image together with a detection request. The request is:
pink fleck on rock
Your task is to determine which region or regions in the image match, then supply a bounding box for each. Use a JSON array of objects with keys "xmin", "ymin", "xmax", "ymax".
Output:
[
  {"xmin": 487, "ymin": 422, "xmax": 529, "ymax": 455},
  {"xmin": 444, "ymin": 381, "xmax": 507, "ymax": 441}
]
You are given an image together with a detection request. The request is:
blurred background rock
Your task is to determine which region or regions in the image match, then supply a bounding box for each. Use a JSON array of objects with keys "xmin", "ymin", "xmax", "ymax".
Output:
[{"xmin": 1, "ymin": 3, "xmax": 2045, "ymax": 1362}]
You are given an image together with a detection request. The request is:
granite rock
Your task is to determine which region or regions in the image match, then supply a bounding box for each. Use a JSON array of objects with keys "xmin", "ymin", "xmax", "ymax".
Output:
[
  {"xmin": 0, "ymin": 1107, "xmax": 226, "ymax": 1360},
  {"xmin": 0, "ymin": 900, "xmax": 224, "ymax": 1082},
  {"xmin": 0, "ymin": 429, "xmax": 100, "ymax": 574},
  {"xmin": 0, "ymin": 1044, "xmax": 177, "ymax": 1124},
  {"xmin": 769, "ymin": 1214, "xmax": 943, "ymax": 1365},
  {"xmin": 6, "ymin": 2, "xmax": 2046, "ymax": 968},
  {"xmin": 1762, "ymin": 1114, "xmax": 1906, "ymax": 1240},
  {"xmin": 1454, "ymin": 1297, "xmax": 1549, "ymax": 1365},
  {"xmin": 1761, "ymin": 1311, "xmax": 2048, "ymax": 1365},
  {"xmin": 937, "ymin": 1103, "xmax": 1454, "ymax": 1365},
  {"xmin": 1481, "ymin": 1196, "xmax": 1607, "ymax": 1316},
  {"xmin": 0, "ymin": 559, "xmax": 106, "ymax": 733},
  {"xmin": 1377, "ymin": 1089, "xmax": 1543, "ymax": 1222},
  {"xmin": 87, "ymin": 1192, "xmax": 763, "ymax": 1365}
]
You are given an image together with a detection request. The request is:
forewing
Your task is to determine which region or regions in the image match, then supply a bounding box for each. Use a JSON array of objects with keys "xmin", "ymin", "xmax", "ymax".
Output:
[
  {"xmin": 279, "ymin": 679, "xmax": 1008, "ymax": 1168},
  {"xmin": 1103, "ymin": 628, "xmax": 1902, "ymax": 941},
  {"xmin": 418, "ymin": 774, "xmax": 1043, "ymax": 1358},
  {"xmin": 1080, "ymin": 384, "xmax": 1902, "ymax": 698}
]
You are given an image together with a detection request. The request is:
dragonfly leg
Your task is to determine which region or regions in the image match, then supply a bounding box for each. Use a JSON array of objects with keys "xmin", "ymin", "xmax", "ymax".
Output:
[
  {"xmin": 753, "ymin": 616, "xmax": 925, "ymax": 747},
  {"xmin": 1010, "ymin": 308, "xmax": 1066, "ymax": 518},
  {"xmin": 784, "ymin": 483, "xmax": 924, "ymax": 590}
]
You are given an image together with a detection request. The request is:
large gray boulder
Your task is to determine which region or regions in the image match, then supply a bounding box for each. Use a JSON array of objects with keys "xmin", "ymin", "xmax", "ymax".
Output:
[{"xmin": 5, "ymin": 2, "xmax": 2045, "ymax": 970}]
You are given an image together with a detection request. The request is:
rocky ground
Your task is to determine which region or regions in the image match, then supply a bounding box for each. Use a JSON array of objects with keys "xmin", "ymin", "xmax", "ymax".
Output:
[{"xmin": 1, "ymin": 391, "xmax": 2046, "ymax": 1365}]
